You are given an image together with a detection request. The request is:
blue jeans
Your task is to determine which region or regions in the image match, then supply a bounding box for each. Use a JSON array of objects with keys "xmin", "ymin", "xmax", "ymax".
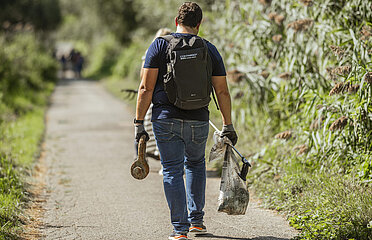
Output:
[{"xmin": 152, "ymin": 119, "xmax": 209, "ymax": 233}]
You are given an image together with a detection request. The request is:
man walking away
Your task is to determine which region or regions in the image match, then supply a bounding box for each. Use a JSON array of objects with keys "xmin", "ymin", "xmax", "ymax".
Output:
[{"xmin": 134, "ymin": 2, "xmax": 238, "ymax": 240}]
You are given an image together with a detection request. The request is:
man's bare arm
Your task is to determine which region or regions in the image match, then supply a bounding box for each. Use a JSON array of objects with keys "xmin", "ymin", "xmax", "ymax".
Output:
[
  {"xmin": 211, "ymin": 76, "xmax": 232, "ymax": 125},
  {"xmin": 136, "ymin": 68, "xmax": 158, "ymax": 120}
]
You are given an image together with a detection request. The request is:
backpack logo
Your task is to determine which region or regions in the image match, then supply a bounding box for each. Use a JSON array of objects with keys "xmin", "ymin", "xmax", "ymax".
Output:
[{"xmin": 180, "ymin": 53, "xmax": 198, "ymax": 60}]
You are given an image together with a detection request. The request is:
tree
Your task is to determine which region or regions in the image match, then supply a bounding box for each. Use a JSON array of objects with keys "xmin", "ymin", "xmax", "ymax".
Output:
[
  {"xmin": 0, "ymin": 0, "xmax": 62, "ymax": 32},
  {"xmin": 95, "ymin": 0, "xmax": 138, "ymax": 43}
]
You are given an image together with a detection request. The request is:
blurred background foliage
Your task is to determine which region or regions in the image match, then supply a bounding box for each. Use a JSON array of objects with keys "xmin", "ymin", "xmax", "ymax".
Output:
[
  {"xmin": 0, "ymin": 0, "xmax": 371, "ymax": 239},
  {"xmin": 0, "ymin": 0, "xmax": 62, "ymax": 32}
]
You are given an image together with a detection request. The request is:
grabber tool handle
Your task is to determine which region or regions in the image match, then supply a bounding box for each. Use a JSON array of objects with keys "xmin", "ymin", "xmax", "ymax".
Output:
[
  {"xmin": 130, "ymin": 135, "xmax": 149, "ymax": 180},
  {"xmin": 238, "ymin": 162, "xmax": 250, "ymax": 181},
  {"xmin": 209, "ymin": 120, "xmax": 251, "ymax": 180},
  {"xmin": 231, "ymin": 145, "xmax": 251, "ymax": 167}
]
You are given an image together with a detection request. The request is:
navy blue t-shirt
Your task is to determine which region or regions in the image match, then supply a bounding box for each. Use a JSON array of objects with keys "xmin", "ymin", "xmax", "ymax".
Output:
[{"xmin": 144, "ymin": 33, "xmax": 226, "ymax": 121}]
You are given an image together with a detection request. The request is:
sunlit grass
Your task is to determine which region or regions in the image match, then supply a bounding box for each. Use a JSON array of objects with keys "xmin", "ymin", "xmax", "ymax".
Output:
[
  {"xmin": 255, "ymin": 171, "xmax": 372, "ymax": 239},
  {"xmin": 0, "ymin": 108, "xmax": 47, "ymax": 239},
  {"xmin": 2, "ymin": 109, "xmax": 45, "ymax": 166}
]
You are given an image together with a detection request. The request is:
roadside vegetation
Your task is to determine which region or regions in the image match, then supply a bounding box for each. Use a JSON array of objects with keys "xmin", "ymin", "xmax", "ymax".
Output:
[
  {"xmin": 204, "ymin": 0, "xmax": 372, "ymax": 239},
  {"xmin": 0, "ymin": 1, "xmax": 60, "ymax": 238}
]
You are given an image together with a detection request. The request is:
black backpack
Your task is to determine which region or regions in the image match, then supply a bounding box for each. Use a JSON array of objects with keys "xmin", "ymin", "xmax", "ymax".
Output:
[{"xmin": 160, "ymin": 34, "xmax": 217, "ymax": 110}]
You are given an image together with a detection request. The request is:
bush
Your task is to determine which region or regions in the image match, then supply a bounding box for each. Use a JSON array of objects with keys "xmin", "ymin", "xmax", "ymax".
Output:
[
  {"xmin": 204, "ymin": 0, "xmax": 372, "ymax": 238},
  {"xmin": 103, "ymin": 38, "xmax": 148, "ymax": 106},
  {"xmin": 84, "ymin": 34, "xmax": 122, "ymax": 79},
  {"xmin": 112, "ymin": 41, "xmax": 146, "ymax": 81},
  {"xmin": 0, "ymin": 33, "xmax": 57, "ymax": 118}
]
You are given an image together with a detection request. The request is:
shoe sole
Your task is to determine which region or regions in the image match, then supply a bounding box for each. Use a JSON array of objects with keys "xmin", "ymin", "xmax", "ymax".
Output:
[
  {"xmin": 189, "ymin": 227, "xmax": 207, "ymax": 233},
  {"xmin": 168, "ymin": 236, "xmax": 188, "ymax": 240}
]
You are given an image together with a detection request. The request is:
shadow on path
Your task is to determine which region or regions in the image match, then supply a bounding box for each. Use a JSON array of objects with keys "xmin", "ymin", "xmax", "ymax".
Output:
[
  {"xmin": 57, "ymin": 77, "xmax": 97, "ymax": 86},
  {"xmin": 44, "ymin": 224, "xmax": 99, "ymax": 229},
  {"xmin": 194, "ymin": 233, "xmax": 292, "ymax": 240}
]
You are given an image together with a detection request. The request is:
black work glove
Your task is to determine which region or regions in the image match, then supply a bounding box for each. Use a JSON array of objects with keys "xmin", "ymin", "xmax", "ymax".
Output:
[
  {"xmin": 221, "ymin": 124, "xmax": 238, "ymax": 146},
  {"xmin": 135, "ymin": 124, "xmax": 150, "ymax": 142}
]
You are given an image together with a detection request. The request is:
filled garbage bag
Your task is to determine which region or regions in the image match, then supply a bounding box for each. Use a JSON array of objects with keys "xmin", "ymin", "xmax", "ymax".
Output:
[{"xmin": 209, "ymin": 131, "xmax": 249, "ymax": 215}]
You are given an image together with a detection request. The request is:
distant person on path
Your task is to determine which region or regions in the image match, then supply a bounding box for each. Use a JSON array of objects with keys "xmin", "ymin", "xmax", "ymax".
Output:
[
  {"xmin": 68, "ymin": 49, "xmax": 78, "ymax": 79},
  {"xmin": 134, "ymin": 2, "xmax": 237, "ymax": 240},
  {"xmin": 75, "ymin": 52, "xmax": 84, "ymax": 79},
  {"xmin": 60, "ymin": 54, "xmax": 67, "ymax": 78},
  {"xmin": 68, "ymin": 48, "xmax": 77, "ymax": 66}
]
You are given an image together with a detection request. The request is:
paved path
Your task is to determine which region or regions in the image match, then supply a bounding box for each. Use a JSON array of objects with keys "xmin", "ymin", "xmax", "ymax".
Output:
[{"xmin": 41, "ymin": 79, "xmax": 298, "ymax": 240}]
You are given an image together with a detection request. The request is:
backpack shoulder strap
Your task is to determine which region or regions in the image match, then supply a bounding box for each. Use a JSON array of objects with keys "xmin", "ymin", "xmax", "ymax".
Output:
[
  {"xmin": 211, "ymin": 87, "xmax": 220, "ymax": 110},
  {"xmin": 158, "ymin": 35, "xmax": 174, "ymax": 42},
  {"xmin": 200, "ymin": 37, "xmax": 220, "ymax": 110},
  {"xmin": 158, "ymin": 35, "xmax": 176, "ymax": 63}
]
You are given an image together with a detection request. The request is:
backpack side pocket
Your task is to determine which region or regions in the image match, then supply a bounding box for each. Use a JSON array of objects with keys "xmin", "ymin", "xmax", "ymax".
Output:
[{"xmin": 163, "ymin": 69, "xmax": 177, "ymax": 104}]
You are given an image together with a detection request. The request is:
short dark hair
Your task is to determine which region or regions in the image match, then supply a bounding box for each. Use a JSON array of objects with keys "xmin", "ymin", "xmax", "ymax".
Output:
[{"xmin": 176, "ymin": 2, "xmax": 202, "ymax": 28}]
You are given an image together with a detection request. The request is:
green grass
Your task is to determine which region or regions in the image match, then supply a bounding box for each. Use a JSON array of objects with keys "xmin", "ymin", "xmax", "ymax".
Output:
[
  {"xmin": 254, "ymin": 171, "xmax": 372, "ymax": 239},
  {"xmin": 0, "ymin": 108, "xmax": 46, "ymax": 239},
  {"xmin": 2, "ymin": 109, "xmax": 45, "ymax": 166},
  {"xmin": 244, "ymin": 128, "xmax": 372, "ymax": 239}
]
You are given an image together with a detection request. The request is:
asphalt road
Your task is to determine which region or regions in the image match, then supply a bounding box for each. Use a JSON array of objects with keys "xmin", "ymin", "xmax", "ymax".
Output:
[{"xmin": 40, "ymin": 79, "xmax": 298, "ymax": 240}]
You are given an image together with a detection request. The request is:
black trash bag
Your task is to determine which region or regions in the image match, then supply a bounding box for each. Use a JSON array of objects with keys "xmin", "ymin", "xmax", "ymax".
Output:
[{"xmin": 209, "ymin": 131, "xmax": 249, "ymax": 215}]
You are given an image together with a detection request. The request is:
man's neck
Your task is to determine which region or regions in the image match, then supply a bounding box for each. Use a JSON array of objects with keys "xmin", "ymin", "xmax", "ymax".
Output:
[{"xmin": 176, "ymin": 24, "xmax": 198, "ymax": 35}]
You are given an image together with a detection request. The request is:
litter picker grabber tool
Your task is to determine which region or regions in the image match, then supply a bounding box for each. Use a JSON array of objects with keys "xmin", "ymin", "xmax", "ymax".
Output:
[
  {"xmin": 121, "ymin": 89, "xmax": 138, "ymax": 100},
  {"xmin": 131, "ymin": 135, "xmax": 149, "ymax": 180},
  {"xmin": 209, "ymin": 120, "xmax": 251, "ymax": 181}
]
